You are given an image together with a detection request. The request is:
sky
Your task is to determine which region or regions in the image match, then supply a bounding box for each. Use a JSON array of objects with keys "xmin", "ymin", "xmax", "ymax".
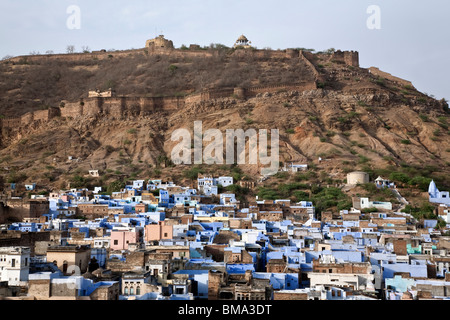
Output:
[{"xmin": 0, "ymin": 0, "xmax": 449, "ymax": 100}]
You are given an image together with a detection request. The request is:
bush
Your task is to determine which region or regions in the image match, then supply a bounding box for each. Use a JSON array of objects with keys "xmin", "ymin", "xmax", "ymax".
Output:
[
  {"xmin": 293, "ymin": 190, "xmax": 310, "ymax": 202},
  {"xmin": 389, "ymin": 172, "xmax": 410, "ymax": 184},
  {"xmin": 286, "ymin": 128, "xmax": 295, "ymax": 134},
  {"xmin": 70, "ymin": 175, "xmax": 88, "ymax": 188},
  {"xmin": 106, "ymin": 180, "xmax": 125, "ymax": 194},
  {"xmin": 311, "ymin": 187, "xmax": 351, "ymax": 213},
  {"xmin": 257, "ymin": 187, "xmax": 280, "ymax": 200},
  {"xmin": 408, "ymin": 176, "xmax": 432, "ymax": 191},
  {"xmin": 402, "ymin": 203, "xmax": 435, "ymax": 220},
  {"xmin": 183, "ymin": 166, "xmax": 204, "ymax": 180}
]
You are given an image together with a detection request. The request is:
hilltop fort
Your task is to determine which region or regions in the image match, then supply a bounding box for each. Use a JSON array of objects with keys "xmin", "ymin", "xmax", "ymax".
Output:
[{"xmin": 0, "ymin": 35, "xmax": 361, "ymax": 130}]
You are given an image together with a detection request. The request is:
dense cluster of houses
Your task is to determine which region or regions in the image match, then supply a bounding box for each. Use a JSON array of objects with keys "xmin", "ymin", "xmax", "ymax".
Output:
[{"xmin": 0, "ymin": 174, "xmax": 449, "ymax": 301}]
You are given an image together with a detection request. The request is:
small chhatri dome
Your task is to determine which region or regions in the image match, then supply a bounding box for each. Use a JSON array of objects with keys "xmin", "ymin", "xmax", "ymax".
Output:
[
  {"xmin": 234, "ymin": 34, "xmax": 252, "ymax": 48},
  {"xmin": 237, "ymin": 34, "xmax": 248, "ymax": 42}
]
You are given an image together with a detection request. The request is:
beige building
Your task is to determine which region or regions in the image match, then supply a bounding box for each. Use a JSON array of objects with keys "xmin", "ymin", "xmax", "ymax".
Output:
[
  {"xmin": 146, "ymin": 35, "xmax": 174, "ymax": 51},
  {"xmin": 121, "ymin": 271, "xmax": 157, "ymax": 296},
  {"xmin": 347, "ymin": 171, "xmax": 370, "ymax": 186},
  {"xmin": 46, "ymin": 245, "xmax": 91, "ymax": 275}
]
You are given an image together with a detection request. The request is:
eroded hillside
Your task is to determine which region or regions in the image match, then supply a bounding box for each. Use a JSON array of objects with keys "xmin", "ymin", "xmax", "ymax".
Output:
[{"xmin": 0, "ymin": 47, "xmax": 449, "ymax": 192}]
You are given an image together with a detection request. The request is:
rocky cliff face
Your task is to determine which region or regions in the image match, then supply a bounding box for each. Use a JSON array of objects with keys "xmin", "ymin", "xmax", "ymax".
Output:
[{"xmin": 0, "ymin": 48, "xmax": 449, "ymax": 189}]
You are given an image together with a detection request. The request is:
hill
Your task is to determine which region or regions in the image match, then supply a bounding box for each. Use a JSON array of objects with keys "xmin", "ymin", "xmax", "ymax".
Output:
[{"xmin": 0, "ymin": 40, "xmax": 449, "ymax": 203}]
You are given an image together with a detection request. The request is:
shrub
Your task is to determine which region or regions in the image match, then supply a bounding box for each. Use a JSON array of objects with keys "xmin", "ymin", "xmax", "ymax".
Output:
[
  {"xmin": 375, "ymin": 77, "xmax": 386, "ymax": 87},
  {"xmin": 358, "ymin": 155, "xmax": 370, "ymax": 164},
  {"xmin": 317, "ymin": 82, "xmax": 326, "ymax": 88},
  {"xmin": 400, "ymin": 139, "xmax": 411, "ymax": 145},
  {"xmin": 106, "ymin": 180, "xmax": 125, "ymax": 194},
  {"xmin": 286, "ymin": 128, "xmax": 295, "ymax": 134},
  {"xmin": 408, "ymin": 176, "xmax": 432, "ymax": 191},
  {"xmin": 389, "ymin": 172, "xmax": 410, "ymax": 184},
  {"xmin": 183, "ymin": 166, "xmax": 204, "ymax": 180},
  {"xmin": 402, "ymin": 203, "xmax": 435, "ymax": 220}
]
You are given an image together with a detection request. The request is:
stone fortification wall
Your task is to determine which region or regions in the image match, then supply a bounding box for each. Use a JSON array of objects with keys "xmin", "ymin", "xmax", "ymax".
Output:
[
  {"xmin": 0, "ymin": 81, "xmax": 318, "ymax": 130},
  {"xmin": 330, "ymin": 50, "xmax": 359, "ymax": 67},
  {"xmin": 368, "ymin": 67, "xmax": 415, "ymax": 88}
]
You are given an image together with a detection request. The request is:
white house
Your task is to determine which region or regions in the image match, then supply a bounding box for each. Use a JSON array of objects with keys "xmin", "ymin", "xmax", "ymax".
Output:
[
  {"xmin": 360, "ymin": 197, "xmax": 392, "ymax": 211},
  {"xmin": 198, "ymin": 176, "xmax": 234, "ymax": 194},
  {"xmin": 203, "ymin": 185, "xmax": 218, "ymax": 196},
  {"xmin": 132, "ymin": 180, "xmax": 145, "ymax": 190},
  {"xmin": 220, "ymin": 193, "xmax": 237, "ymax": 205},
  {"xmin": 282, "ymin": 163, "xmax": 308, "ymax": 173},
  {"xmin": 216, "ymin": 176, "xmax": 234, "ymax": 187},
  {"xmin": 0, "ymin": 247, "xmax": 30, "ymax": 286}
]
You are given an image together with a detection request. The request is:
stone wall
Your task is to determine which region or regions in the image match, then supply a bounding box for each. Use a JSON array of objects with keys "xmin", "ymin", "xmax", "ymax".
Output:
[
  {"xmin": 0, "ymin": 231, "xmax": 51, "ymax": 256},
  {"xmin": 1, "ymin": 81, "xmax": 319, "ymax": 131},
  {"xmin": 28, "ymin": 279, "xmax": 51, "ymax": 299},
  {"xmin": 369, "ymin": 67, "xmax": 415, "ymax": 88},
  {"xmin": 273, "ymin": 291, "xmax": 308, "ymax": 300},
  {"xmin": 0, "ymin": 199, "xmax": 49, "ymax": 223}
]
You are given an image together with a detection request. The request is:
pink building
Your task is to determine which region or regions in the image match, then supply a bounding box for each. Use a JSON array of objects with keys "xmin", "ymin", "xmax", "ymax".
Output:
[
  {"xmin": 145, "ymin": 221, "xmax": 173, "ymax": 243},
  {"xmin": 110, "ymin": 229, "xmax": 140, "ymax": 251}
]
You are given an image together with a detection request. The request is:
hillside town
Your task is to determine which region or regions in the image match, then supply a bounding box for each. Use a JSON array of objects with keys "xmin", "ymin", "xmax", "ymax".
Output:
[{"xmin": 0, "ymin": 169, "xmax": 449, "ymax": 301}]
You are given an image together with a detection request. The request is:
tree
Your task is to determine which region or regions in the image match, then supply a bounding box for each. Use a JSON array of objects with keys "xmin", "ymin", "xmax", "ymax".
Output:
[
  {"xmin": 66, "ymin": 45, "xmax": 75, "ymax": 54},
  {"xmin": 106, "ymin": 180, "xmax": 125, "ymax": 194}
]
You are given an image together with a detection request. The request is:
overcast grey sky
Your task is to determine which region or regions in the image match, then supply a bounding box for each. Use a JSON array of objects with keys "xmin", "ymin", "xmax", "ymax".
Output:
[{"xmin": 1, "ymin": 0, "xmax": 449, "ymax": 100}]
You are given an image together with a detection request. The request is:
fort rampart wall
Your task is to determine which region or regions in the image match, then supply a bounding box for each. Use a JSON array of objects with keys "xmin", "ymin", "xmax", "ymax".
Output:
[{"xmin": 0, "ymin": 81, "xmax": 317, "ymax": 130}]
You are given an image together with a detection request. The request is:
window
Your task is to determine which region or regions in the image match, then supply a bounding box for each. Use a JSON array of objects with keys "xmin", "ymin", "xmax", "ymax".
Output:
[
  {"xmin": 175, "ymin": 288, "xmax": 184, "ymax": 294},
  {"xmin": 114, "ymin": 240, "xmax": 119, "ymax": 245},
  {"xmin": 11, "ymin": 259, "xmax": 15, "ymax": 267}
]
